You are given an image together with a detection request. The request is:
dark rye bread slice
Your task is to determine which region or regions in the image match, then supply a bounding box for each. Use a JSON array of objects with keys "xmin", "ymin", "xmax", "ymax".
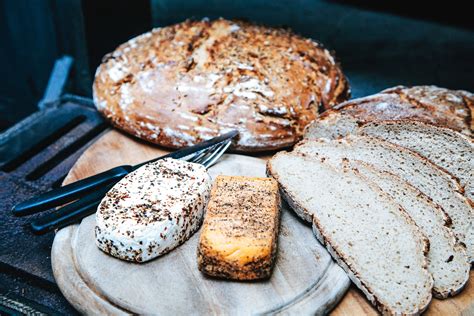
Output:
[
  {"xmin": 359, "ymin": 120, "xmax": 474, "ymax": 202},
  {"xmin": 93, "ymin": 18, "xmax": 349, "ymax": 152},
  {"xmin": 268, "ymin": 153, "xmax": 433, "ymax": 315},
  {"xmin": 294, "ymin": 136, "xmax": 474, "ymax": 263},
  {"xmin": 351, "ymin": 161, "xmax": 470, "ymax": 298},
  {"xmin": 304, "ymin": 85, "xmax": 473, "ymax": 139}
]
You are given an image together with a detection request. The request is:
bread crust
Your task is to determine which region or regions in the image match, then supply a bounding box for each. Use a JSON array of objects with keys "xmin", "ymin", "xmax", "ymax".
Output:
[
  {"xmin": 310, "ymin": 85, "xmax": 473, "ymax": 137},
  {"xmin": 93, "ymin": 18, "xmax": 349, "ymax": 152}
]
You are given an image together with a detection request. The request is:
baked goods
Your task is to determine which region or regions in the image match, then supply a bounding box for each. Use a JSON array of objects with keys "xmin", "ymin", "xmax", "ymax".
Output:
[
  {"xmin": 359, "ymin": 120, "xmax": 474, "ymax": 201},
  {"xmin": 268, "ymin": 153, "xmax": 433, "ymax": 315},
  {"xmin": 294, "ymin": 136, "xmax": 474, "ymax": 263},
  {"xmin": 353, "ymin": 161, "xmax": 470, "ymax": 298},
  {"xmin": 304, "ymin": 85, "xmax": 473, "ymax": 139},
  {"xmin": 197, "ymin": 175, "xmax": 280, "ymax": 280},
  {"xmin": 95, "ymin": 158, "xmax": 212, "ymax": 262},
  {"xmin": 93, "ymin": 18, "xmax": 349, "ymax": 152}
]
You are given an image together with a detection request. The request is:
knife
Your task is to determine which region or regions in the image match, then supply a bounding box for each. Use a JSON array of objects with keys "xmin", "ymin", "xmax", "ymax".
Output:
[{"xmin": 12, "ymin": 130, "xmax": 238, "ymax": 216}]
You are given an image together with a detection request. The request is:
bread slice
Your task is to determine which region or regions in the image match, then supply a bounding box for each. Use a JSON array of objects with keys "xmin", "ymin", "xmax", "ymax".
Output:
[
  {"xmin": 351, "ymin": 160, "xmax": 470, "ymax": 298},
  {"xmin": 359, "ymin": 120, "xmax": 474, "ymax": 201},
  {"xmin": 294, "ymin": 136, "xmax": 474, "ymax": 263},
  {"xmin": 197, "ymin": 176, "xmax": 281, "ymax": 280},
  {"xmin": 95, "ymin": 158, "xmax": 212, "ymax": 262},
  {"xmin": 268, "ymin": 152, "xmax": 433, "ymax": 315},
  {"xmin": 304, "ymin": 110, "xmax": 359, "ymax": 140}
]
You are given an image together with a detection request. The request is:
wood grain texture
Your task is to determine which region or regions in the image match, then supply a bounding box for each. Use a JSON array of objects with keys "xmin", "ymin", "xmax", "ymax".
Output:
[{"xmin": 52, "ymin": 130, "xmax": 350, "ymax": 315}]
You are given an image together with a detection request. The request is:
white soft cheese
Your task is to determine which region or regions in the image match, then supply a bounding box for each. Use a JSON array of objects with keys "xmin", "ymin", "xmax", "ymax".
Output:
[{"xmin": 95, "ymin": 158, "xmax": 212, "ymax": 262}]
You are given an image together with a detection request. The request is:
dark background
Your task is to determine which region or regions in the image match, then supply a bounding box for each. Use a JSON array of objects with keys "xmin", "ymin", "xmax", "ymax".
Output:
[
  {"xmin": 0, "ymin": 0, "xmax": 473, "ymax": 131},
  {"xmin": 0, "ymin": 1, "xmax": 473, "ymax": 313}
]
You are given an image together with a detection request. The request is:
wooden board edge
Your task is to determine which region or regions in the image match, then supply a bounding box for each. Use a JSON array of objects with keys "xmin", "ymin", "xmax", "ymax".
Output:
[{"xmin": 52, "ymin": 225, "xmax": 131, "ymax": 315}]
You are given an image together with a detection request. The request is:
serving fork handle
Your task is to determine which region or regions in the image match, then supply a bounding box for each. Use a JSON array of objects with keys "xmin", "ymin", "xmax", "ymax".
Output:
[
  {"xmin": 12, "ymin": 165, "xmax": 132, "ymax": 216},
  {"xmin": 30, "ymin": 183, "xmax": 115, "ymax": 235}
]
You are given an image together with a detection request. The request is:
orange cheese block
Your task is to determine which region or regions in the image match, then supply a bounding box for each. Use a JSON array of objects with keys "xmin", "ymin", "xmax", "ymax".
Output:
[{"xmin": 197, "ymin": 175, "xmax": 281, "ymax": 280}]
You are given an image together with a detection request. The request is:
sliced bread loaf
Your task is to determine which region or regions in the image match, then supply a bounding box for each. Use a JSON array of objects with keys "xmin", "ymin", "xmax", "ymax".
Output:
[
  {"xmin": 351, "ymin": 160, "xmax": 470, "ymax": 298},
  {"xmin": 303, "ymin": 85, "xmax": 474, "ymax": 140},
  {"xmin": 268, "ymin": 152, "xmax": 433, "ymax": 315},
  {"xmin": 359, "ymin": 120, "xmax": 474, "ymax": 201},
  {"xmin": 294, "ymin": 136, "xmax": 474, "ymax": 263}
]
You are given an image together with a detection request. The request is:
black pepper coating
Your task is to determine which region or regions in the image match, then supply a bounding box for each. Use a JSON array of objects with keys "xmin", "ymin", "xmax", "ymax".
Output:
[
  {"xmin": 95, "ymin": 158, "xmax": 211, "ymax": 262},
  {"xmin": 197, "ymin": 175, "xmax": 281, "ymax": 280}
]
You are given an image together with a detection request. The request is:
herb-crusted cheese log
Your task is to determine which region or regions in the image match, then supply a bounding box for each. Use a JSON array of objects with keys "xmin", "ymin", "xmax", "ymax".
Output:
[
  {"xmin": 197, "ymin": 176, "xmax": 281, "ymax": 280},
  {"xmin": 95, "ymin": 158, "xmax": 212, "ymax": 262}
]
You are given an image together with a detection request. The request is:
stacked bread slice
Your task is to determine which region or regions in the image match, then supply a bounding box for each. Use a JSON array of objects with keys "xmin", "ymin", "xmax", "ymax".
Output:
[
  {"xmin": 268, "ymin": 119, "xmax": 473, "ymax": 314},
  {"xmin": 268, "ymin": 153, "xmax": 434, "ymax": 315},
  {"xmin": 358, "ymin": 121, "xmax": 474, "ymax": 201}
]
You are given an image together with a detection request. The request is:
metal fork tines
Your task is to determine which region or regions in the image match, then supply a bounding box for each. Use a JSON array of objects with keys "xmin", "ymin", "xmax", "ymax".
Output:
[
  {"xmin": 13, "ymin": 130, "xmax": 238, "ymax": 217},
  {"xmin": 29, "ymin": 138, "xmax": 232, "ymax": 235},
  {"xmin": 187, "ymin": 140, "xmax": 231, "ymax": 168}
]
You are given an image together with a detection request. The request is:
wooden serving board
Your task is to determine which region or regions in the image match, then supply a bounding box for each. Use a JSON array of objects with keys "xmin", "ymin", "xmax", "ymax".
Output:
[
  {"xmin": 52, "ymin": 130, "xmax": 474, "ymax": 315},
  {"xmin": 51, "ymin": 130, "xmax": 351, "ymax": 315}
]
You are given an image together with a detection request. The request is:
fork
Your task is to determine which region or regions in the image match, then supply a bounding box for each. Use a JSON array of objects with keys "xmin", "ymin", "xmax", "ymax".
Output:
[{"xmin": 18, "ymin": 135, "xmax": 235, "ymax": 235}]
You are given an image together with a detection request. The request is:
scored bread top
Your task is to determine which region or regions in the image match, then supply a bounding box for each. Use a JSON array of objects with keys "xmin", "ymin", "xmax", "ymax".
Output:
[
  {"xmin": 93, "ymin": 18, "xmax": 349, "ymax": 152},
  {"xmin": 305, "ymin": 85, "xmax": 473, "ymax": 139}
]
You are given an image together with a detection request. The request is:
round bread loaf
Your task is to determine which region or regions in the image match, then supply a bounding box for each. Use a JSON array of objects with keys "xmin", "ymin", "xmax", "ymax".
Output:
[{"xmin": 93, "ymin": 18, "xmax": 349, "ymax": 152}]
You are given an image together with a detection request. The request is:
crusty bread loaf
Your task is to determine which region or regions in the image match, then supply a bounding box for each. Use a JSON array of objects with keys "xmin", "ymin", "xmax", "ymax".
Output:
[
  {"xmin": 304, "ymin": 85, "xmax": 473, "ymax": 139},
  {"xmin": 352, "ymin": 161, "xmax": 470, "ymax": 298},
  {"xmin": 268, "ymin": 152, "xmax": 433, "ymax": 315},
  {"xmin": 359, "ymin": 120, "xmax": 474, "ymax": 201},
  {"xmin": 294, "ymin": 136, "xmax": 474, "ymax": 263},
  {"xmin": 93, "ymin": 18, "xmax": 349, "ymax": 152},
  {"xmin": 197, "ymin": 176, "xmax": 280, "ymax": 280},
  {"xmin": 95, "ymin": 158, "xmax": 212, "ymax": 262}
]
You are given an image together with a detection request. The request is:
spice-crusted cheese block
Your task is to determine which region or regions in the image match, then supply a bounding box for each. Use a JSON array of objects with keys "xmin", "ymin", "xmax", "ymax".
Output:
[
  {"xmin": 93, "ymin": 18, "xmax": 349, "ymax": 152},
  {"xmin": 95, "ymin": 158, "xmax": 212, "ymax": 262},
  {"xmin": 304, "ymin": 85, "xmax": 473, "ymax": 139},
  {"xmin": 197, "ymin": 176, "xmax": 281, "ymax": 280},
  {"xmin": 267, "ymin": 152, "xmax": 433, "ymax": 315}
]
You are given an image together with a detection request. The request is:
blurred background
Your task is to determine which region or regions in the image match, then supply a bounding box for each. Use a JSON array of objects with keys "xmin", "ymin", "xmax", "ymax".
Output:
[{"xmin": 0, "ymin": 0, "xmax": 473, "ymax": 132}]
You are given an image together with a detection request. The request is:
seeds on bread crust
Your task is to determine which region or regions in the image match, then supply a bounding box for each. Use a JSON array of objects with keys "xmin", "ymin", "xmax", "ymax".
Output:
[
  {"xmin": 305, "ymin": 85, "xmax": 473, "ymax": 140},
  {"xmin": 93, "ymin": 18, "xmax": 349, "ymax": 152}
]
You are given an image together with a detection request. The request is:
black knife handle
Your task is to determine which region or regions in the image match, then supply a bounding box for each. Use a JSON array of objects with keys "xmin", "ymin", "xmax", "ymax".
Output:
[
  {"xmin": 13, "ymin": 165, "xmax": 132, "ymax": 216},
  {"xmin": 30, "ymin": 183, "xmax": 115, "ymax": 235}
]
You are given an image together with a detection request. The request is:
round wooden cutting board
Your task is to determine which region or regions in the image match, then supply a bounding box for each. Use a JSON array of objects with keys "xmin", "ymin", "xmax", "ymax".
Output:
[{"xmin": 51, "ymin": 130, "xmax": 351, "ymax": 315}]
